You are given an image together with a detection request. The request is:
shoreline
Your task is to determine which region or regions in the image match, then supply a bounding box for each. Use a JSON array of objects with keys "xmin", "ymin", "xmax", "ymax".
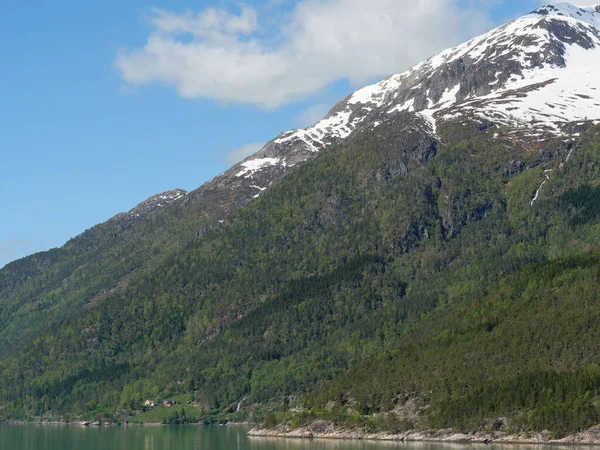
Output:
[
  {"xmin": 0, "ymin": 419, "xmax": 252, "ymax": 428},
  {"xmin": 7, "ymin": 419, "xmax": 600, "ymax": 445},
  {"xmin": 247, "ymin": 423, "xmax": 600, "ymax": 446}
]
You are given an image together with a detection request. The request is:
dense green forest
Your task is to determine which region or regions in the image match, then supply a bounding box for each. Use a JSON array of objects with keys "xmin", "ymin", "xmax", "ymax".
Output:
[
  {"xmin": 2, "ymin": 118, "xmax": 600, "ymax": 437},
  {"xmin": 0, "ymin": 168, "xmax": 232, "ymax": 358}
]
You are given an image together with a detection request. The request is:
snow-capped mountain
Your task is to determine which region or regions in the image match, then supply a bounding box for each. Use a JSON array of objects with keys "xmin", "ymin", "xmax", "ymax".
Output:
[
  {"xmin": 280, "ymin": 2, "xmax": 600, "ymax": 144},
  {"xmin": 186, "ymin": 3, "xmax": 600, "ymax": 210}
]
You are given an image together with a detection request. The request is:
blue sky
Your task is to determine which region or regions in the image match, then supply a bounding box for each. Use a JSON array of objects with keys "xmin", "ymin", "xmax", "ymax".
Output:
[{"xmin": 0, "ymin": 0, "xmax": 554, "ymax": 267}]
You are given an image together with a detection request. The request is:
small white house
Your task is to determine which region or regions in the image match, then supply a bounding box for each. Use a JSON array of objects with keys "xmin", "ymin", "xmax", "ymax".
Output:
[{"xmin": 144, "ymin": 400, "xmax": 156, "ymax": 407}]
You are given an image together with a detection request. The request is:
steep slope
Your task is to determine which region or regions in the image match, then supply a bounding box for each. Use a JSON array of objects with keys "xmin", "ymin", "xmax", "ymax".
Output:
[
  {"xmin": 0, "ymin": 132, "xmax": 322, "ymax": 358},
  {"xmin": 0, "ymin": 189, "xmax": 188, "ymax": 356},
  {"xmin": 4, "ymin": 2, "xmax": 600, "ymax": 358},
  {"xmin": 0, "ymin": 189, "xmax": 187, "ymax": 298}
]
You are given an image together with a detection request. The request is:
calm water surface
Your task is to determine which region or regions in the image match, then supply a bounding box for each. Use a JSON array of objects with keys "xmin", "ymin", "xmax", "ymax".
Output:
[{"xmin": 0, "ymin": 424, "xmax": 587, "ymax": 450}]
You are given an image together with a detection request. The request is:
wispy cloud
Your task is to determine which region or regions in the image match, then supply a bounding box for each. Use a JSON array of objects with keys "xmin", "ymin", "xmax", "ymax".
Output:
[
  {"xmin": 296, "ymin": 103, "xmax": 331, "ymax": 127},
  {"xmin": 116, "ymin": 0, "xmax": 495, "ymax": 109},
  {"xmin": 226, "ymin": 142, "xmax": 265, "ymax": 164}
]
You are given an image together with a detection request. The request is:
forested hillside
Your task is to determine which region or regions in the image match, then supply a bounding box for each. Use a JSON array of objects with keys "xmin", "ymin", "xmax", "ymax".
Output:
[
  {"xmin": 0, "ymin": 188, "xmax": 206, "ymax": 358},
  {"xmin": 2, "ymin": 116, "xmax": 600, "ymax": 436},
  {"xmin": 0, "ymin": 123, "xmax": 312, "ymax": 359}
]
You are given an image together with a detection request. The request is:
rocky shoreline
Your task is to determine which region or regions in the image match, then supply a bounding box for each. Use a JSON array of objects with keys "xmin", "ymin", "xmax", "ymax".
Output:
[{"xmin": 248, "ymin": 422, "xmax": 600, "ymax": 445}]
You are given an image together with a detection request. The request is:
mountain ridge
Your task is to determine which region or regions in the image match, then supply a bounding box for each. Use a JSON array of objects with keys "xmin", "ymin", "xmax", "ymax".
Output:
[
  {"xmin": 2, "ymin": 0, "xmax": 599, "ymax": 361},
  {"xmin": 8, "ymin": 1, "xmax": 600, "ymax": 270}
]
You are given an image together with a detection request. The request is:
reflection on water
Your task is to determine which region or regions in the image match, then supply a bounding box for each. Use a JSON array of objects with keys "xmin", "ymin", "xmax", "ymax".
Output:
[
  {"xmin": 248, "ymin": 438, "xmax": 596, "ymax": 450},
  {"xmin": 248, "ymin": 436, "xmax": 403, "ymax": 449},
  {"xmin": 1, "ymin": 424, "xmax": 599, "ymax": 450}
]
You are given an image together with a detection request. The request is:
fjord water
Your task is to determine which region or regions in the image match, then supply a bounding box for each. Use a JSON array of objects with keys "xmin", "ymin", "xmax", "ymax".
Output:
[
  {"xmin": 0, "ymin": 424, "xmax": 405, "ymax": 450},
  {"xmin": 1, "ymin": 425, "xmax": 593, "ymax": 450}
]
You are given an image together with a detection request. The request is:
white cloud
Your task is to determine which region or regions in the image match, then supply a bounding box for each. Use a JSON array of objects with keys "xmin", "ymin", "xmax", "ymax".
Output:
[
  {"xmin": 146, "ymin": 5, "xmax": 258, "ymax": 38},
  {"xmin": 116, "ymin": 0, "xmax": 493, "ymax": 108},
  {"xmin": 296, "ymin": 103, "xmax": 331, "ymax": 126},
  {"xmin": 226, "ymin": 142, "xmax": 266, "ymax": 164}
]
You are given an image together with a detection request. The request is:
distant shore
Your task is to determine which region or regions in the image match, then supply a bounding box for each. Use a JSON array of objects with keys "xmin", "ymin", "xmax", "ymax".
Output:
[
  {"xmin": 248, "ymin": 423, "xmax": 600, "ymax": 445},
  {"xmin": 0, "ymin": 418, "xmax": 251, "ymax": 428},
  {"xmin": 1, "ymin": 420, "xmax": 117, "ymax": 427}
]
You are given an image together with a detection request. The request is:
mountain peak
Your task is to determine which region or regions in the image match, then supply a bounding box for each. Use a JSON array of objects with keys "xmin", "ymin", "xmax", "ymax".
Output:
[{"xmin": 534, "ymin": 3, "xmax": 600, "ymax": 18}]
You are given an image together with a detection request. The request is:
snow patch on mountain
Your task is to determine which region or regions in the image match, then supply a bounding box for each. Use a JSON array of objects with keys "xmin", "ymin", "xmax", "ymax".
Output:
[
  {"xmin": 236, "ymin": 158, "xmax": 282, "ymax": 178},
  {"xmin": 464, "ymin": 44, "xmax": 600, "ymax": 131},
  {"xmin": 112, "ymin": 189, "xmax": 188, "ymax": 221}
]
